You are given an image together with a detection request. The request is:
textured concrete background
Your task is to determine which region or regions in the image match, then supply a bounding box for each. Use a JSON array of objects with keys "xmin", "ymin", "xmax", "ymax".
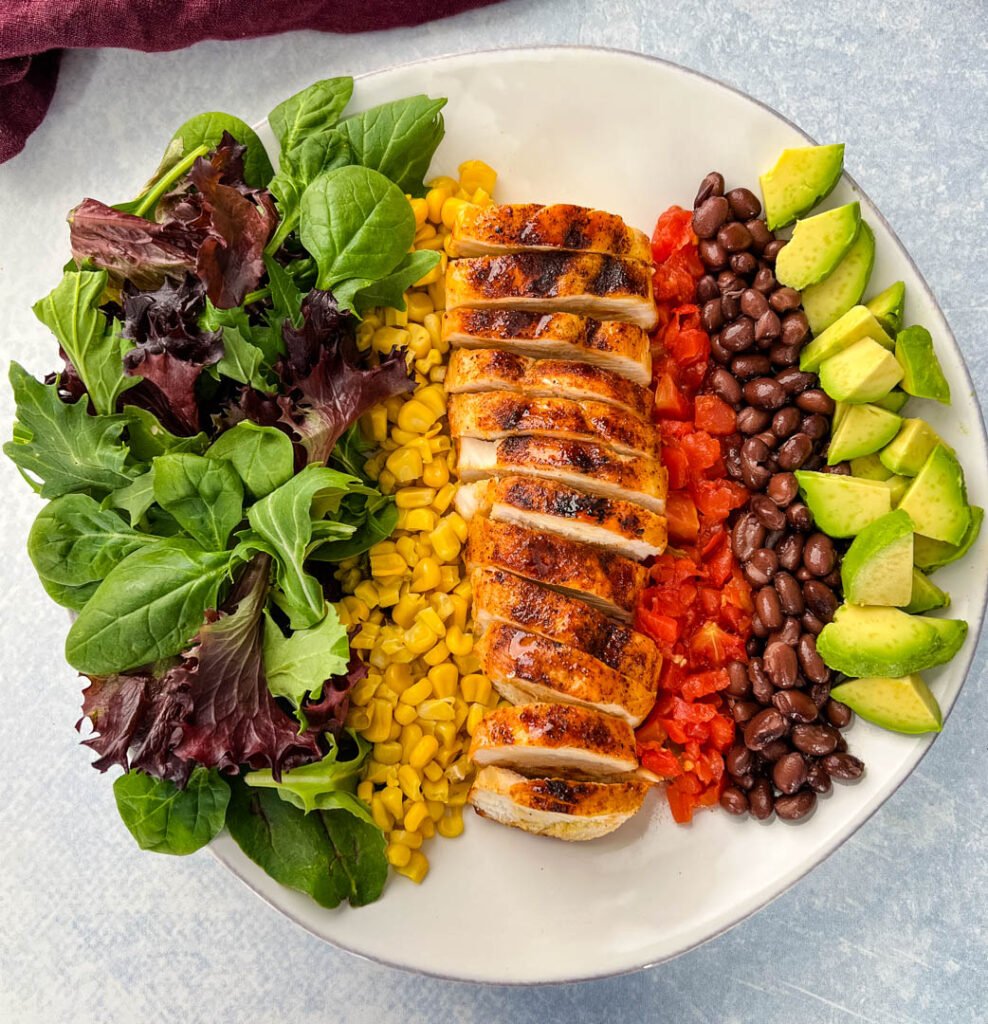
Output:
[{"xmin": 1, "ymin": 1, "xmax": 986, "ymax": 1021}]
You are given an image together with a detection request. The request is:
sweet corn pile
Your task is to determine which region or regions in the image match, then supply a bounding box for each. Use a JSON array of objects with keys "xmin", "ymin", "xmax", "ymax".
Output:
[{"xmin": 333, "ymin": 160, "xmax": 500, "ymax": 884}]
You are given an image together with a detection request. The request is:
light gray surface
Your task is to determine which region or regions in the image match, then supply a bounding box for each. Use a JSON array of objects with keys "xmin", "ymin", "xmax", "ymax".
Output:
[{"xmin": 0, "ymin": 1, "xmax": 985, "ymax": 1021}]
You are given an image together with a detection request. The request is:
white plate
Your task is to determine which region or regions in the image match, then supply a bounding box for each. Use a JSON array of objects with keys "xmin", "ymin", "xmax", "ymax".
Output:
[{"xmin": 210, "ymin": 46, "xmax": 988, "ymax": 983}]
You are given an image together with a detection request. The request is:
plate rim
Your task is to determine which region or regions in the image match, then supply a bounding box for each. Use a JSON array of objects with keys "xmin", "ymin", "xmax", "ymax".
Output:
[{"xmin": 210, "ymin": 42, "xmax": 988, "ymax": 985}]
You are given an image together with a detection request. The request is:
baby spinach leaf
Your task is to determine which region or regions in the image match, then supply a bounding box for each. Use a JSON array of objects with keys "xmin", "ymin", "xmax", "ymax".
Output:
[
  {"xmin": 264, "ymin": 254, "xmax": 303, "ymax": 330},
  {"xmin": 201, "ymin": 301, "xmax": 281, "ymax": 370},
  {"xmin": 66, "ymin": 539, "xmax": 237, "ymax": 675},
  {"xmin": 33, "ymin": 269, "xmax": 140, "ymax": 416},
  {"xmin": 262, "ymin": 604, "xmax": 349, "ymax": 708},
  {"xmin": 207, "ymin": 422, "xmax": 294, "ymax": 499},
  {"xmin": 226, "ymin": 779, "xmax": 387, "ymax": 908},
  {"xmin": 106, "ymin": 471, "xmax": 156, "ymax": 527},
  {"xmin": 28, "ymin": 493, "xmax": 161, "ymax": 588},
  {"xmin": 124, "ymin": 407, "xmax": 209, "ymax": 462},
  {"xmin": 152, "ymin": 453, "xmax": 245, "ymax": 551},
  {"xmin": 170, "ymin": 111, "xmax": 274, "ymax": 188},
  {"xmin": 337, "ymin": 95, "xmax": 447, "ymax": 196},
  {"xmin": 299, "ymin": 166, "xmax": 414, "ymax": 296},
  {"xmin": 332, "ymin": 249, "xmax": 440, "ymax": 316},
  {"xmin": 5, "ymin": 362, "xmax": 137, "ymax": 499},
  {"xmin": 113, "ymin": 766, "xmax": 230, "ymax": 855},
  {"xmin": 246, "ymin": 464, "xmax": 358, "ymax": 629},
  {"xmin": 214, "ymin": 325, "xmax": 271, "ymax": 391},
  {"xmin": 269, "ymin": 78, "xmax": 354, "ymax": 156},
  {"xmin": 38, "ymin": 575, "xmax": 100, "ymax": 612}
]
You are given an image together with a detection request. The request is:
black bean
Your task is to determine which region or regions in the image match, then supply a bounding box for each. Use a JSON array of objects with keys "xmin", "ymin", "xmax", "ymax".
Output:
[
  {"xmin": 753, "ymin": 265, "xmax": 777, "ymax": 292},
  {"xmin": 720, "ymin": 786, "xmax": 749, "ymax": 815},
  {"xmin": 764, "ymin": 641, "xmax": 798, "ymax": 688},
  {"xmin": 806, "ymin": 759, "xmax": 832, "ymax": 794},
  {"xmin": 744, "ymin": 547, "xmax": 779, "ymax": 586},
  {"xmin": 731, "ymin": 251, "xmax": 758, "ymax": 276},
  {"xmin": 722, "ymin": 317, "xmax": 755, "ymax": 352},
  {"xmin": 741, "ymin": 436, "xmax": 770, "ymax": 464},
  {"xmin": 697, "ymin": 274, "xmax": 719, "ymax": 302},
  {"xmin": 749, "ymin": 779, "xmax": 775, "ymax": 819},
  {"xmin": 776, "ymin": 432, "xmax": 813, "ymax": 470},
  {"xmin": 786, "ymin": 502, "xmax": 814, "ymax": 532},
  {"xmin": 777, "ymin": 533, "xmax": 804, "ymax": 571},
  {"xmin": 740, "ymin": 288, "xmax": 769, "ymax": 320},
  {"xmin": 744, "ymin": 708, "xmax": 787, "ymax": 750},
  {"xmin": 795, "ymin": 388, "xmax": 835, "ymax": 414},
  {"xmin": 775, "ymin": 789, "xmax": 816, "ymax": 821},
  {"xmin": 745, "ymin": 218, "xmax": 773, "ymax": 252},
  {"xmin": 772, "ymin": 689, "xmax": 818, "ymax": 723},
  {"xmin": 718, "ymin": 270, "xmax": 742, "ymax": 292},
  {"xmin": 769, "ymin": 407, "xmax": 800, "ymax": 439},
  {"xmin": 726, "ymin": 743, "xmax": 753, "ymax": 776},
  {"xmin": 737, "ymin": 406, "xmax": 770, "ymax": 434},
  {"xmin": 707, "ymin": 366, "xmax": 742, "ymax": 406},
  {"xmin": 718, "ymin": 221, "xmax": 753, "ymax": 252},
  {"xmin": 732, "ymin": 354, "xmax": 772, "ymax": 379},
  {"xmin": 821, "ymin": 753, "xmax": 865, "ymax": 780},
  {"xmin": 773, "ymin": 752, "xmax": 808, "ymax": 794},
  {"xmin": 802, "ymin": 533, "xmax": 836, "ymax": 576},
  {"xmin": 754, "ymin": 308, "xmax": 782, "ymax": 341},
  {"xmin": 774, "ymin": 572, "xmax": 805, "ymax": 615},
  {"xmin": 801, "ymin": 413, "xmax": 830, "ymax": 440},
  {"xmin": 780, "ymin": 312, "xmax": 809, "ymax": 348},
  {"xmin": 720, "ymin": 288, "xmax": 742, "ymax": 320},
  {"xmin": 750, "ymin": 658, "xmax": 776, "ymax": 703},
  {"xmin": 769, "ymin": 286, "xmax": 802, "ymax": 313},
  {"xmin": 744, "ymin": 377, "xmax": 786, "ymax": 410},
  {"xmin": 710, "ymin": 333, "xmax": 732, "ymax": 364},
  {"xmin": 797, "ymin": 634, "xmax": 830, "ymax": 684},
  {"xmin": 803, "ymin": 580, "xmax": 838, "ymax": 622},
  {"xmin": 732, "ymin": 513, "xmax": 766, "ymax": 561},
  {"xmin": 825, "ymin": 699, "xmax": 853, "ymax": 729},
  {"xmin": 694, "ymin": 171, "xmax": 725, "ymax": 208},
  {"xmin": 726, "ymin": 187, "xmax": 761, "ymax": 220},
  {"xmin": 755, "ymin": 586, "xmax": 784, "ymax": 631},
  {"xmin": 726, "ymin": 661, "xmax": 751, "ymax": 698},
  {"xmin": 821, "ymin": 569, "xmax": 843, "ymax": 589},
  {"xmin": 732, "ymin": 701, "xmax": 760, "ymax": 724},
  {"xmin": 775, "ymin": 368, "xmax": 816, "ymax": 395},
  {"xmin": 698, "ymin": 238, "xmax": 728, "ymax": 269},
  {"xmin": 750, "ymin": 494, "xmax": 786, "ymax": 530},
  {"xmin": 701, "ymin": 298, "xmax": 725, "ymax": 333},
  {"xmin": 692, "ymin": 195, "xmax": 730, "ymax": 238},
  {"xmin": 760, "ymin": 739, "xmax": 792, "ymax": 762},
  {"xmin": 792, "ymin": 723, "xmax": 840, "ymax": 756},
  {"xmin": 762, "ymin": 238, "xmax": 787, "ymax": 262},
  {"xmin": 769, "ymin": 342, "xmax": 801, "ymax": 367},
  {"xmin": 750, "ymin": 612, "xmax": 768, "ymax": 638},
  {"xmin": 754, "ymin": 430, "xmax": 779, "ymax": 452},
  {"xmin": 770, "ymin": 616, "xmax": 802, "ymax": 647}
]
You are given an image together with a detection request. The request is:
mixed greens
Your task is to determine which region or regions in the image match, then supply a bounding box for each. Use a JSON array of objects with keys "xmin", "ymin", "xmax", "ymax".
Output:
[{"xmin": 6, "ymin": 77, "xmax": 448, "ymax": 908}]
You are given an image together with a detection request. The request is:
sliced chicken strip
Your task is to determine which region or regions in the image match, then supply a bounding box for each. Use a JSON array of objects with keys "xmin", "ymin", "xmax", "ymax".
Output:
[
  {"xmin": 478, "ymin": 623, "xmax": 657, "ymax": 727},
  {"xmin": 443, "ymin": 309, "xmax": 652, "ymax": 387},
  {"xmin": 457, "ymin": 477, "xmax": 667, "ymax": 560},
  {"xmin": 468, "ymin": 766, "xmax": 648, "ymax": 841},
  {"xmin": 469, "ymin": 703, "xmax": 638, "ymax": 777},
  {"xmin": 447, "ymin": 391, "xmax": 656, "ymax": 458},
  {"xmin": 446, "ymin": 253, "xmax": 658, "ymax": 331},
  {"xmin": 466, "ymin": 518, "xmax": 646, "ymax": 621},
  {"xmin": 456, "ymin": 435, "xmax": 667, "ymax": 515},
  {"xmin": 471, "ymin": 567, "xmax": 661, "ymax": 687},
  {"xmin": 448, "ymin": 202, "xmax": 652, "ymax": 263}
]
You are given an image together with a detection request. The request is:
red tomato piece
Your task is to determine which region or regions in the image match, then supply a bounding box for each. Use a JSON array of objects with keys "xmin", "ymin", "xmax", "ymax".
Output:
[
  {"xmin": 662, "ymin": 444, "xmax": 690, "ymax": 490},
  {"xmin": 650, "ymin": 206, "xmax": 694, "ymax": 263},
  {"xmin": 694, "ymin": 394, "xmax": 738, "ymax": 435},
  {"xmin": 666, "ymin": 492, "xmax": 700, "ymax": 543},
  {"xmin": 654, "ymin": 374, "xmax": 693, "ymax": 419}
]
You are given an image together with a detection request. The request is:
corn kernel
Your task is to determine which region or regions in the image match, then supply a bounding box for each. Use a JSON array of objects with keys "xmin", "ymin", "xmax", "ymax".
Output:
[
  {"xmin": 383, "ymin": 662, "xmax": 413, "ymax": 694},
  {"xmin": 396, "ymin": 399, "xmax": 438, "ymax": 434},
  {"xmin": 416, "ymin": 383, "xmax": 447, "ymax": 418},
  {"xmin": 406, "ymin": 292, "xmax": 434, "ymax": 323},
  {"xmin": 409, "ymin": 734, "xmax": 439, "ymax": 769},
  {"xmin": 395, "ymin": 849, "xmax": 430, "ymax": 884},
  {"xmin": 385, "ymin": 447, "xmax": 424, "ymax": 484},
  {"xmin": 423, "ymin": 761, "xmax": 444, "ymax": 783},
  {"xmin": 380, "ymin": 785, "xmax": 405, "ymax": 821},
  {"xmin": 384, "ymin": 305, "xmax": 408, "ymax": 328},
  {"xmin": 414, "ymin": 222, "xmax": 437, "ymax": 244},
  {"xmin": 371, "ymin": 795, "xmax": 394, "ymax": 831},
  {"xmin": 416, "ymin": 606, "xmax": 446, "ymax": 637},
  {"xmin": 437, "ymin": 807, "xmax": 465, "ymax": 838},
  {"xmin": 377, "ymin": 468, "xmax": 396, "ymax": 494},
  {"xmin": 357, "ymin": 780, "xmax": 375, "ymax": 804},
  {"xmin": 409, "ymin": 196, "xmax": 428, "ymax": 228},
  {"xmin": 395, "ymin": 486, "xmax": 436, "ymax": 510},
  {"xmin": 448, "ymin": 782, "xmax": 472, "ymax": 807},
  {"xmin": 390, "ymin": 829, "xmax": 423, "ymax": 850},
  {"xmin": 394, "ymin": 702, "xmax": 418, "ymax": 726},
  {"xmin": 445, "ymin": 625, "xmax": 473, "ymax": 657},
  {"xmin": 366, "ymin": 403, "xmax": 389, "ymax": 444},
  {"xmin": 364, "ymin": 699, "xmax": 394, "ymax": 743},
  {"xmin": 423, "ymin": 776, "xmax": 450, "ymax": 803},
  {"xmin": 370, "ymin": 553, "xmax": 408, "ymax": 578},
  {"xmin": 411, "ymin": 556, "xmax": 442, "ymax": 593},
  {"xmin": 400, "ymin": 722, "xmax": 424, "ymax": 758},
  {"xmin": 391, "ymin": 593, "xmax": 426, "ymax": 630},
  {"xmin": 441, "ymin": 196, "xmax": 470, "ymax": 230},
  {"xmin": 466, "ymin": 702, "xmax": 486, "ymax": 736},
  {"xmin": 438, "ymin": 565, "xmax": 460, "ymax": 593},
  {"xmin": 376, "ymin": 582, "xmax": 401, "ymax": 608},
  {"xmin": 432, "ymin": 483, "xmax": 457, "ymax": 514},
  {"xmin": 426, "ymin": 800, "xmax": 445, "ymax": 823},
  {"xmin": 460, "ymin": 673, "xmax": 491, "ymax": 704},
  {"xmin": 352, "ymin": 580, "xmax": 379, "ymax": 611},
  {"xmin": 403, "ymin": 507, "xmax": 437, "ymax": 533},
  {"xmin": 419, "ymin": 698, "xmax": 456, "ymax": 722},
  {"xmin": 459, "ymin": 159, "xmax": 497, "ymax": 195},
  {"xmin": 429, "ymin": 519, "xmax": 462, "ymax": 563},
  {"xmin": 426, "ymin": 186, "xmax": 452, "ymax": 224},
  {"xmin": 420, "ymin": 457, "xmax": 448, "ymax": 488},
  {"xmin": 399, "ymin": 678, "xmax": 433, "ymax": 706},
  {"xmin": 445, "ymin": 755, "xmax": 473, "ymax": 783},
  {"xmin": 422, "ymin": 640, "xmax": 449, "ymax": 667},
  {"xmin": 386, "ymin": 842, "xmax": 412, "ymax": 868},
  {"xmin": 435, "ymin": 720, "xmax": 458, "ymax": 747},
  {"xmin": 403, "ymin": 800, "xmax": 430, "ymax": 833},
  {"xmin": 348, "ymin": 707, "xmax": 371, "ymax": 731},
  {"xmin": 374, "ymin": 741, "xmax": 403, "ymax": 766}
]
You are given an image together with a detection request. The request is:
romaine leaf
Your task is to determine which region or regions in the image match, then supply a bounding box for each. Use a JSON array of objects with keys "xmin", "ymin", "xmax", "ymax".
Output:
[
  {"xmin": 66, "ymin": 539, "xmax": 237, "ymax": 675},
  {"xmin": 28, "ymin": 493, "xmax": 160, "ymax": 588},
  {"xmin": 113, "ymin": 766, "xmax": 230, "ymax": 855},
  {"xmin": 169, "ymin": 111, "xmax": 274, "ymax": 188},
  {"xmin": 262, "ymin": 604, "xmax": 349, "ymax": 709},
  {"xmin": 226, "ymin": 779, "xmax": 387, "ymax": 908},
  {"xmin": 332, "ymin": 249, "xmax": 440, "ymax": 315},
  {"xmin": 337, "ymin": 95, "xmax": 447, "ymax": 196},
  {"xmin": 4, "ymin": 362, "xmax": 137, "ymax": 499},
  {"xmin": 33, "ymin": 269, "xmax": 140, "ymax": 416},
  {"xmin": 151, "ymin": 453, "xmax": 244, "ymax": 550},
  {"xmin": 299, "ymin": 166, "xmax": 414, "ymax": 296},
  {"xmin": 269, "ymin": 78, "xmax": 354, "ymax": 156},
  {"xmin": 207, "ymin": 422, "xmax": 294, "ymax": 498}
]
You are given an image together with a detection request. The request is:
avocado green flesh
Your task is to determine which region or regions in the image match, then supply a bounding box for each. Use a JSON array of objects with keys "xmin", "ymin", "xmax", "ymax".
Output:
[
  {"xmin": 830, "ymin": 675, "xmax": 942, "ymax": 734},
  {"xmin": 905, "ymin": 569, "xmax": 950, "ymax": 614},
  {"xmin": 795, "ymin": 471, "xmax": 891, "ymax": 537},
  {"xmin": 895, "ymin": 325, "xmax": 951, "ymax": 404},
  {"xmin": 865, "ymin": 280, "xmax": 906, "ymax": 335},
  {"xmin": 850, "ymin": 453, "xmax": 894, "ymax": 481},
  {"xmin": 841, "ymin": 509, "xmax": 914, "ymax": 606},
  {"xmin": 897, "ymin": 445, "xmax": 970, "ymax": 545},
  {"xmin": 827, "ymin": 403, "xmax": 901, "ymax": 464},
  {"xmin": 882, "ymin": 475, "xmax": 909, "ymax": 506},
  {"xmin": 874, "ymin": 390, "xmax": 909, "ymax": 414},
  {"xmin": 914, "ymin": 506, "xmax": 983, "ymax": 572},
  {"xmin": 817, "ymin": 604, "xmax": 968, "ymax": 677},
  {"xmin": 803, "ymin": 221, "xmax": 876, "ymax": 335},
  {"xmin": 880, "ymin": 418, "xmax": 943, "ymax": 477},
  {"xmin": 819, "ymin": 338, "xmax": 904, "ymax": 403},
  {"xmin": 800, "ymin": 305, "xmax": 893, "ymax": 373},
  {"xmin": 759, "ymin": 144, "xmax": 845, "ymax": 230},
  {"xmin": 775, "ymin": 203, "xmax": 861, "ymax": 291}
]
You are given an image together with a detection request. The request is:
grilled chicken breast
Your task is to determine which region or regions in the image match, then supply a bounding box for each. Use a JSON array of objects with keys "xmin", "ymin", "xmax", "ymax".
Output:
[
  {"xmin": 469, "ymin": 703, "xmax": 639, "ymax": 777},
  {"xmin": 466, "ymin": 518, "xmax": 646, "ymax": 621},
  {"xmin": 456, "ymin": 477, "xmax": 667, "ymax": 560},
  {"xmin": 471, "ymin": 567, "xmax": 661, "ymax": 686},
  {"xmin": 448, "ymin": 203, "xmax": 652, "ymax": 263},
  {"xmin": 468, "ymin": 766, "xmax": 648, "ymax": 841},
  {"xmin": 442, "ymin": 309, "xmax": 652, "ymax": 386},
  {"xmin": 445, "ymin": 253, "xmax": 658, "ymax": 331},
  {"xmin": 447, "ymin": 391, "xmax": 656, "ymax": 458},
  {"xmin": 456, "ymin": 435, "xmax": 668, "ymax": 515},
  {"xmin": 478, "ymin": 624, "xmax": 657, "ymax": 727}
]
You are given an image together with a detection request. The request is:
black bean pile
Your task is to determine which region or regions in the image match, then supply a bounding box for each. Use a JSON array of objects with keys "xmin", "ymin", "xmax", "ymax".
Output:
[{"xmin": 690, "ymin": 172, "xmax": 865, "ymax": 823}]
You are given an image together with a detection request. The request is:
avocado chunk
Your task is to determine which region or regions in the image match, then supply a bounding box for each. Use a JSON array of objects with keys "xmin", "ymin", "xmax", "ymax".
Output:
[
  {"xmin": 914, "ymin": 506, "xmax": 983, "ymax": 572},
  {"xmin": 827, "ymin": 403, "xmax": 902, "ymax": 464},
  {"xmin": 803, "ymin": 221, "xmax": 876, "ymax": 335},
  {"xmin": 879, "ymin": 418, "xmax": 943, "ymax": 476},
  {"xmin": 794, "ymin": 470, "xmax": 891, "ymax": 537},
  {"xmin": 819, "ymin": 338, "xmax": 904, "ymax": 403},
  {"xmin": 895, "ymin": 325, "xmax": 951, "ymax": 404},
  {"xmin": 816, "ymin": 604, "xmax": 968, "ymax": 677},
  {"xmin": 775, "ymin": 203, "xmax": 861, "ymax": 291},
  {"xmin": 850, "ymin": 453, "xmax": 893, "ymax": 480},
  {"xmin": 905, "ymin": 569, "xmax": 950, "ymax": 614},
  {"xmin": 897, "ymin": 445, "xmax": 969, "ymax": 545},
  {"xmin": 800, "ymin": 305, "xmax": 893, "ymax": 373},
  {"xmin": 865, "ymin": 280, "xmax": 906, "ymax": 335},
  {"xmin": 830, "ymin": 674, "xmax": 941, "ymax": 734},
  {"xmin": 881, "ymin": 475, "xmax": 910, "ymax": 506},
  {"xmin": 759, "ymin": 144, "xmax": 845, "ymax": 230},
  {"xmin": 874, "ymin": 389, "xmax": 909, "ymax": 414},
  {"xmin": 841, "ymin": 509, "xmax": 914, "ymax": 606}
]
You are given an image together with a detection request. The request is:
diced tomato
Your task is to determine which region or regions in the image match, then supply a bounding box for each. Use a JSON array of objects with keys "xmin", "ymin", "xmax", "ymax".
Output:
[
  {"xmin": 654, "ymin": 373, "xmax": 693, "ymax": 419},
  {"xmin": 650, "ymin": 206, "xmax": 694, "ymax": 263},
  {"xmin": 653, "ymin": 256, "xmax": 698, "ymax": 305},
  {"xmin": 694, "ymin": 394, "xmax": 738, "ymax": 435},
  {"xmin": 666, "ymin": 327, "xmax": 709, "ymax": 369},
  {"xmin": 635, "ymin": 607, "xmax": 680, "ymax": 651},
  {"xmin": 662, "ymin": 444, "xmax": 690, "ymax": 490},
  {"xmin": 709, "ymin": 713, "xmax": 736, "ymax": 751},
  {"xmin": 639, "ymin": 745, "xmax": 683, "ymax": 779},
  {"xmin": 688, "ymin": 622, "xmax": 747, "ymax": 669},
  {"xmin": 666, "ymin": 491, "xmax": 699, "ymax": 543},
  {"xmin": 693, "ymin": 478, "xmax": 748, "ymax": 524},
  {"xmin": 680, "ymin": 430, "xmax": 722, "ymax": 475}
]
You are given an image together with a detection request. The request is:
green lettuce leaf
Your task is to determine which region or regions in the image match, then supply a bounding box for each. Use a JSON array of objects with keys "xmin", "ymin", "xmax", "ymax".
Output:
[
  {"xmin": 151, "ymin": 453, "xmax": 244, "ymax": 551},
  {"xmin": 207, "ymin": 422, "xmax": 294, "ymax": 499},
  {"xmin": 262, "ymin": 604, "xmax": 349, "ymax": 708}
]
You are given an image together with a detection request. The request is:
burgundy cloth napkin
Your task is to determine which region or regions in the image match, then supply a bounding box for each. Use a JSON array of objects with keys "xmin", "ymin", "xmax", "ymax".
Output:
[{"xmin": 0, "ymin": 0, "xmax": 499, "ymax": 164}]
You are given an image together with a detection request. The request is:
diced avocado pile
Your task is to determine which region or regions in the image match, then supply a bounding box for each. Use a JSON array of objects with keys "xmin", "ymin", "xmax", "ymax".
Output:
[{"xmin": 761, "ymin": 144, "xmax": 982, "ymax": 737}]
